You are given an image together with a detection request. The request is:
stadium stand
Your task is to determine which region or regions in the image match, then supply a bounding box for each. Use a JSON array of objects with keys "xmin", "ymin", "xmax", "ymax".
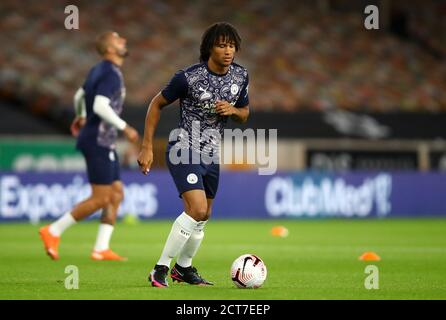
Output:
[{"xmin": 0, "ymin": 0, "xmax": 445, "ymax": 114}]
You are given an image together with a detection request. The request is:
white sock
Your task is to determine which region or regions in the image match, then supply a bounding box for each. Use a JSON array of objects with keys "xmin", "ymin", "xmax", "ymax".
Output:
[
  {"xmin": 49, "ymin": 212, "xmax": 76, "ymax": 237},
  {"xmin": 176, "ymin": 220, "xmax": 207, "ymax": 268},
  {"xmin": 93, "ymin": 224, "xmax": 114, "ymax": 252},
  {"xmin": 157, "ymin": 212, "xmax": 198, "ymax": 268}
]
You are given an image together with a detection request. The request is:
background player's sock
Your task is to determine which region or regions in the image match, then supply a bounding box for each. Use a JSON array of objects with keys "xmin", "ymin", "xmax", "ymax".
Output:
[
  {"xmin": 93, "ymin": 223, "xmax": 114, "ymax": 252},
  {"xmin": 49, "ymin": 212, "xmax": 76, "ymax": 237},
  {"xmin": 176, "ymin": 220, "xmax": 207, "ymax": 268},
  {"xmin": 157, "ymin": 212, "xmax": 198, "ymax": 267}
]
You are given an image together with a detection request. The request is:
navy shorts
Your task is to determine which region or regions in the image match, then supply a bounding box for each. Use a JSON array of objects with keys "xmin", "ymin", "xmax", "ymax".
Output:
[
  {"xmin": 166, "ymin": 144, "xmax": 220, "ymax": 199},
  {"xmin": 79, "ymin": 144, "xmax": 120, "ymax": 185}
]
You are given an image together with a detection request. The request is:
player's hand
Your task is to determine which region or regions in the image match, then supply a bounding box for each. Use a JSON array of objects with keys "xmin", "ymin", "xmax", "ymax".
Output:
[
  {"xmin": 70, "ymin": 117, "xmax": 86, "ymax": 137},
  {"xmin": 123, "ymin": 125, "xmax": 139, "ymax": 143},
  {"xmin": 215, "ymin": 100, "xmax": 236, "ymax": 116},
  {"xmin": 137, "ymin": 148, "xmax": 153, "ymax": 175}
]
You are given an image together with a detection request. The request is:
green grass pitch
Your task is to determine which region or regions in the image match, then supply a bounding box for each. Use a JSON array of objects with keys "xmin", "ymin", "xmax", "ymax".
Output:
[{"xmin": 1, "ymin": 218, "xmax": 445, "ymax": 300}]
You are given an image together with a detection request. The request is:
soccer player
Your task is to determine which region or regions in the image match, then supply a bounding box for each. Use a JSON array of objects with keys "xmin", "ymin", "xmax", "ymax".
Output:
[
  {"xmin": 137, "ymin": 22, "xmax": 250, "ymax": 287},
  {"xmin": 39, "ymin": 31, "xmax": 139, "ymax": 261}
]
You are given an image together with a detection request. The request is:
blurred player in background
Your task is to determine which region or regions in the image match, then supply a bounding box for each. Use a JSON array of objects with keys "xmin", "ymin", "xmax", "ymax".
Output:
[
  {"xmin": 138, "ymin": 22, "xmax": 250, "ymax": 287},
  {"xmin": 39, "ymin": 31, "xmax": 139, "ymax": 261}
]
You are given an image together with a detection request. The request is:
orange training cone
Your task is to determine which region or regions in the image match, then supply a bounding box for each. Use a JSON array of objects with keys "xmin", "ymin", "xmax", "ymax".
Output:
[
  {"xmin": 359, "ymin": 251, "xmax": 381, "ymax": 261},
  {"xmin": 271, "ymin": 226, "xmax": 289, "ymax": 238}
]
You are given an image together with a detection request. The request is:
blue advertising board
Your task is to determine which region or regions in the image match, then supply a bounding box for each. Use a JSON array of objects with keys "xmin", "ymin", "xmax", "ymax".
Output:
[{"xmin": 0, "ymin": 170, "xmax": 445, "ymax": 222}]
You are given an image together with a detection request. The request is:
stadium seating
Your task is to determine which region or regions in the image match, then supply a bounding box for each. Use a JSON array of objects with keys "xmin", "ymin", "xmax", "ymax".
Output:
[{"xmin": 0, "ymin": 0, "xmax": 444, "ymax": 112}]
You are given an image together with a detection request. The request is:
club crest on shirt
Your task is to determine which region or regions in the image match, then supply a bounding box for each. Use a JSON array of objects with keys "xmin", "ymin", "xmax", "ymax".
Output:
[{"xmin": 230, "ymin": 84, "xmax": 239, "ymax": 95}]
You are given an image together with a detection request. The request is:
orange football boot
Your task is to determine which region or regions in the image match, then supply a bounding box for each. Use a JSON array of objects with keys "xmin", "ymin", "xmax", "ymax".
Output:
[
  {"xmin": 91, "ymin": 249, "xmax": 127, "ymax": 261},
  {"xmin": 39, "ymin": 225, "xmax": 60, "ymax": 260}
]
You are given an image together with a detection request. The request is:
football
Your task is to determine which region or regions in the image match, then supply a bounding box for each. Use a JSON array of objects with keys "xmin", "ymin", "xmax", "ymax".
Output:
[{"xmin": 230, "ymin": 254, "xmax": 267, "ymax": 288}]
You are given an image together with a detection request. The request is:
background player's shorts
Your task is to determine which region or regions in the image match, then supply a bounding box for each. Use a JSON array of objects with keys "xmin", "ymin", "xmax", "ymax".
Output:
[
  {"xmin": 166, "ymin": 144, "xmax": 220, "ymax": 199},
  {"xmin": 79, "ymin": 144, "xmax": 120, "ymax": 185}
]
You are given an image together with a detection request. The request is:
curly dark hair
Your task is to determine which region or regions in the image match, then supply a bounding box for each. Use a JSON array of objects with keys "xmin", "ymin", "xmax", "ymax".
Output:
[{"xmin": 199, "ymin": 22, "xmax": 241, "ymax": 62}]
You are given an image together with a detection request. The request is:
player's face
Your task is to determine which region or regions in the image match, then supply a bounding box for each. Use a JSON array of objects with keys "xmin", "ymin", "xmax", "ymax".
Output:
[
  {"xmin": 109, "ymin": 32, "xmax": 128, "ymax": 58},
  {"xmin": 210, "ymin": 37, "xmax": 236, "ymax": 67}
]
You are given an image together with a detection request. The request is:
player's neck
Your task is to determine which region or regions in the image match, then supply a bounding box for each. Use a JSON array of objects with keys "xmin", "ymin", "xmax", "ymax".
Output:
[
  {"xmin": 207, "ymin": 59, "xmax": 229, "ymax": 75},
  {"xmin": 103, "ymin": 55, "xmax": 123, "ymax": 67}
]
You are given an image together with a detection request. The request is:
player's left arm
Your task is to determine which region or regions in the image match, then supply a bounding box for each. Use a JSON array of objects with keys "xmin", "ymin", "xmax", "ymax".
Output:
[
  {"xmin": 215, "ymin": 103, "xmax": 249, "ymax": 123},
  {"xmin": 215, "ymin": 72, "xmax": 250, "ymax": 123},
  {"xmin": 215, "ymin": 101, "xmax": 249, "ymax": 123},
  {"xmin": 231, "ymin": 105, "xmax": 249, "ymax": 123}
]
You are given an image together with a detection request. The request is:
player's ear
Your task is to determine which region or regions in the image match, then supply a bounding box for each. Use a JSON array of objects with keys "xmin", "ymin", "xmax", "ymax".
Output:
[{"xmin": 105, "ymin": 44, "xmax": 114, "ymax": 55}]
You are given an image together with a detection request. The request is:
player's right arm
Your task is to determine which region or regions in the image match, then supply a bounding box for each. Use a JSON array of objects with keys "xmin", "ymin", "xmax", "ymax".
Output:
[
  {"xmin": 137, "ymin": 70, "xmax": 187, "ymax": 175},
  {"xmin": 137, "ymin": 93, "xmax": 170, "ymax": 175},
  {"xmin": 70, "ymin": 87, "xmax": 86, "ymax": 137}
]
